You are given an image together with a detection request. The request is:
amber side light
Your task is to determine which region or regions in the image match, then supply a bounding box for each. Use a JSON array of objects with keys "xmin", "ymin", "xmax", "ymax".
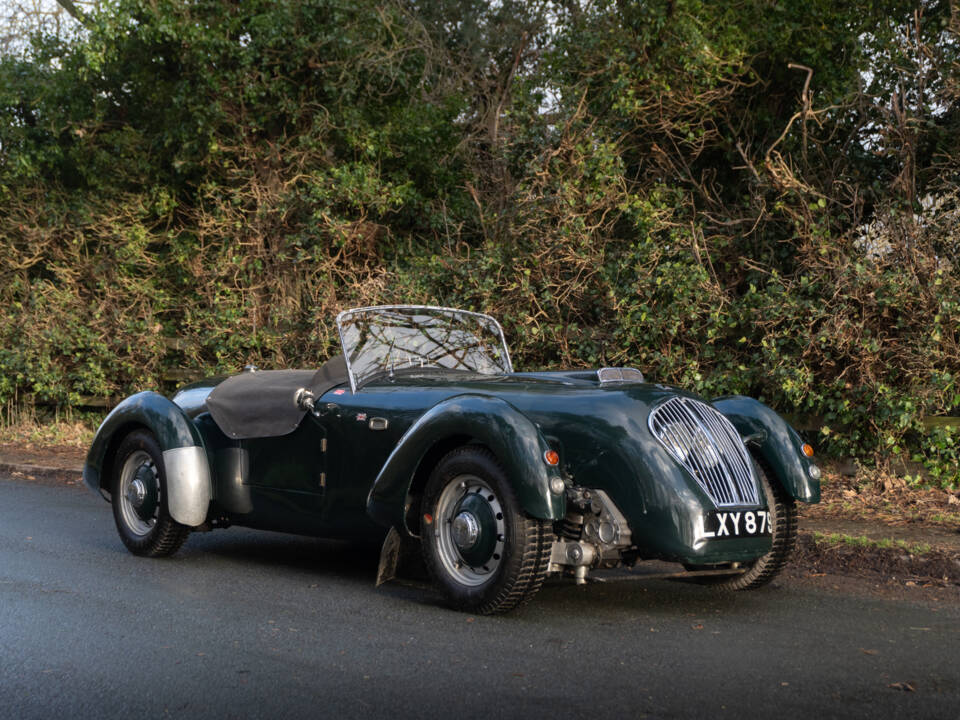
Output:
[
  {"xmin": 544, "ymin": 450, "xmax": 560, "ymax": 466},
  {"xmin": 802, "ymin": 443, "xmax": 815, "ymax": 458}
]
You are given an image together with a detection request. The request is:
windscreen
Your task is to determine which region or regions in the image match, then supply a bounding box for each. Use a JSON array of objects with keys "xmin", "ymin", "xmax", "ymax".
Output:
[{"xmin": 336, "ymin": 306, "xmax": 513, "ymax": 391}]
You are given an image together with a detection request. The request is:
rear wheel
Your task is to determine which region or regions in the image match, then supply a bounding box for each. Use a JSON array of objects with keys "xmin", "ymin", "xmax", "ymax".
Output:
[
  {"xmin": 421, "ymin": 446, "xmax": 551, "ymax": 614},
  {"xmin": 687, "ymin": 459, "xmax": 798, "ymax": 590},
  {"xmin": 111, "ymin": 430, "xmax": 190, "ymax": 557}
]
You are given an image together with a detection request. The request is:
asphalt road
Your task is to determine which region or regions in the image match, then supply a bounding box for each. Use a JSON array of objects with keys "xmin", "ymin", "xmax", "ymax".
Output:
[{"xmin": 1, "ymin": 476, "xmax": 957, "ymax": 720}]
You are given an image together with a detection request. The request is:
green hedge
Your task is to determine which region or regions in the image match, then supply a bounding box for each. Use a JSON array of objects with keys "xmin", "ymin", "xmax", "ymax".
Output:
[{"xmin": 1, "ymin": 1, "xmax": 958, "ymax": 484}]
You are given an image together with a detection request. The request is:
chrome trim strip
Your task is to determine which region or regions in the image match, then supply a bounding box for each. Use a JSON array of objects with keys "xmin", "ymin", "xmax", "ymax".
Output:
[
  {"xmin": 648, "ymin": 397, "xmax": 759, "ymax": 508},
  {"xmin": 162, "ymin": 446, "xmax": 212, "ymax": 526},
  {"xmin": 335, "ymin": 305, "xmax": 514, "ymax": 394}
]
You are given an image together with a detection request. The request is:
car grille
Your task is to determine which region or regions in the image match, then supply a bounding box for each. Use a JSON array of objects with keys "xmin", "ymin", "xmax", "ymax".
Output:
[{"xmin": 648, "ymin": 397, "xmax": 759, "ymax": 507}]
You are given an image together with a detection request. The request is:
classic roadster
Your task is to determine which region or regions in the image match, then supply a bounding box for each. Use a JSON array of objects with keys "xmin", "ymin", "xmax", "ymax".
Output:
[{"xmin": 84, "ymin": 305, "xmax": 821, "ymax": 614}]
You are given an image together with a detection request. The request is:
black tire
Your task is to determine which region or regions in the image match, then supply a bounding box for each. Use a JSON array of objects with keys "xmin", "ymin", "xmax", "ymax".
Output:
[
  {"xmin": 687, "ymin": 458, "xmax": 798, "ymax": 590},
  {"xmin": 111, "ymin": 430, "xmax": 190, "ymax": 557},
  {"xmin": 421, "ymin": 446, "xmax": 552, "ymax": 614}
]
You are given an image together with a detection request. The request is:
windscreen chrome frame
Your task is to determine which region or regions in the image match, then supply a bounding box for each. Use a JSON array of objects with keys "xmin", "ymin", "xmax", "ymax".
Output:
[{"xmin": 335, "ymin": 305, "xmax": 514, "ymax": 393}]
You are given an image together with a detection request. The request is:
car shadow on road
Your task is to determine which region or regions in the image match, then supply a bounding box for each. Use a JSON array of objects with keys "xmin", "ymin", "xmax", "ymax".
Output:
[
  {"xmin": 385, "ymin": 567, "xmax": 784, "ymax": 619},
  {"xmin": 535, "ymin": 574, "xmax": 782, "ymax": 617},
  {"xmin": 182, "ymin": 529, "xmax": 383, "ymax": 579},
  {"xmin": 147, "ymin": 528, "xmax": 788, "ymax": 618}
]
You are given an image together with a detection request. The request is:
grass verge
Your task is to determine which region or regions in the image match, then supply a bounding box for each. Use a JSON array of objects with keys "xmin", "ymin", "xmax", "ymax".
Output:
[{"xmin": 811, "ymin": 531, "xmax": 933, "ymax": 557}]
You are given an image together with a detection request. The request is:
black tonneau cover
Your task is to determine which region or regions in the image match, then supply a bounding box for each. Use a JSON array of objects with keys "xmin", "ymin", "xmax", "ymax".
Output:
[{"xmin": 206, "ymin": 355, "xmax": 348, "ymax": 440}]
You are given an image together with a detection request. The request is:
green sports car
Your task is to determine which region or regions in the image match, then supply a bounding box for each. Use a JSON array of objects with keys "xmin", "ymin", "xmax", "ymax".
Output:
[{"xmin": 84, "ymin": 305, "xmax": 821, "ymax": 614}]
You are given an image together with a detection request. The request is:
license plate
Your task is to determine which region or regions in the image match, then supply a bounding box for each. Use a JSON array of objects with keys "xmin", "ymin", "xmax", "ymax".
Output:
[{"xmin": 698, "ymin": 510, "xmax": 771, "ymax": 539}]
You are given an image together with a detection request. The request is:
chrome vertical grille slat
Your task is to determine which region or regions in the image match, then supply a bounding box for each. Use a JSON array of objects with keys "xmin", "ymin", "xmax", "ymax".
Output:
[
  {"xmin": 662, "ymin": 402, "xmax": 731, "ymax": 504},
  {"xmin": 660, "ymin": 404, "xmax": 723, "ymax": 501},
  {"xmin": 689, "ymin": 403, "xmax": 733, "ymax": 503},
  {"xmin": 696, "ymin": 403, "xmax": 748, "ymax": 499},
  {"xmin": 648, "ymin": 397, "xmax": 759, "ymax": 508}
]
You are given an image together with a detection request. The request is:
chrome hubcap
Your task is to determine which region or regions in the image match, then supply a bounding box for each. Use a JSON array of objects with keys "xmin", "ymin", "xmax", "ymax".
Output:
[
  {"xmin": 117, "ymin": 450, "xmax": 159, "ymax": 537},
  {"xmin": 434, "ymin": 475, "xmax": 505, "ymax": 587},
  {"xmin": 452, "ymin": 512, "xmax": 480, "ymax": 550},
  {"xmin": 127, "ymin": 478, "xmax": 147, "ymax": 508}
]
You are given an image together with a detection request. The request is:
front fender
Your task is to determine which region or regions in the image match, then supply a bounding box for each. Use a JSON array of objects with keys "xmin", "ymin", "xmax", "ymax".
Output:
[
  {"xmin": 83, "ymin": 391, "xmax": 213, "ymax": 526},
  {"xmin": 367, "ymin": 395, "xmax": 565, "ymax": 534},
  {"xmin": 711, "ymin": 395, "xmax": 820, "ymax": 503}
]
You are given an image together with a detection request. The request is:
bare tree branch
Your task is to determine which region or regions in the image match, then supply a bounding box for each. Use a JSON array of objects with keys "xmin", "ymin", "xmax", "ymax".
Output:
[{"xmin": 54, "ymin": 0, "xmax": 86, "ymax": 24}]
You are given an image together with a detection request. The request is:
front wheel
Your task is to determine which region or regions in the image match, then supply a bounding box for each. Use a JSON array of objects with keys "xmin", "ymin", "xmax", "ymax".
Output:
[
  {"xmin": 421, "ymin": 447, "xmax": 551, "ymax": 614},
  {"xmin": 111, "ymin": 430, "xmax": 190, "ymax": 557},
  {"xmin": 688, "ymin": 459, "xmax": 798, "ymax": 590}
]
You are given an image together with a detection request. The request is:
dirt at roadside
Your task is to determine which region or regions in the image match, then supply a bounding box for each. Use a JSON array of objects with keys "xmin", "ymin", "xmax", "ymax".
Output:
[
  {"xmin": 792, "ymin": 463, "xmax": 960, "ymax": 590},
  {"xmin": 792, "ymin": 533, "xmax": 960, "ymax": 589},
  {"xmin": 0, "ymin": 443, "xmax": 87, "ymax": 486},
  {"xmin": 0, "ymin": 443, "xmax": 85, "ymax": 471},
  {"xmin": 806, "ymin": 460, "xmax": 960, "ymax": 530}
]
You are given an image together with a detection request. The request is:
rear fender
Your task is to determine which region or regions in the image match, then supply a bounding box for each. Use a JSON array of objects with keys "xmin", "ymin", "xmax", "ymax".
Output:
[
  {"xmin": 83, "ymin": 391, "xmax": 213, "ymax": 526},
  {"xmin": 367, "ymin": 395, "xmax": 565, "ymax": 535},
  {"xmin": 711, "ymin": 395, "xmax": 820, "ymax": 503}
]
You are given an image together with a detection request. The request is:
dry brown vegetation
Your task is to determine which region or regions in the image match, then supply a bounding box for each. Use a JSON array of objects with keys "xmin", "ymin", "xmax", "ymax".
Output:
[{"xmin": 1, "ymin": 1, "xmax": 958, "ymax": 482}]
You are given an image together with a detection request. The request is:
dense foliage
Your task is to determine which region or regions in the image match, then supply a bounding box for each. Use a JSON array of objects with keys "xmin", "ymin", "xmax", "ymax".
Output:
[{"xmin": 1, "ymin": 1, "xmax": 958, "ymax": 483}]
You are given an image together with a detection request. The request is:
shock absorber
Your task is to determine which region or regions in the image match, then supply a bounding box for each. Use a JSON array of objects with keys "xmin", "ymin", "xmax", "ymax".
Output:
[{"xmin": 558, "ymin": 513, "xmax": 584, "ymax": 541}]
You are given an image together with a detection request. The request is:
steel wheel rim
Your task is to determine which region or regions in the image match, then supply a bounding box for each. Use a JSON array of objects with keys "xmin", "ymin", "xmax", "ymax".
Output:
[
  {"xmin": 118, "ymin": 450, "xmax": 159, "ymax": 537},
  {"xmin": 434, "ymin": 474, "xmax": 505, "ymax": 587}
]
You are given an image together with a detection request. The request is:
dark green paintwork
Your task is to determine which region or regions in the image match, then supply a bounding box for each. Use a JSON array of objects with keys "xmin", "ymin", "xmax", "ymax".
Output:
[
  {"xmin": 494, "ymin": 376, "xmax": 774, "ymax": 564},
  {"xmin": 711, "ymin": 395, "xmax": 821, "ymax": 504},
  {"xmin": 82, "ymin": 391, "xmax": 207, "ymax": 493},
  {"xmin": 367, "ymin": 394, "xmax": 565, "ymax": 532},
  {"xmin": 85, "ymin": 367, "xmax": 820, "ymax": 567}
]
